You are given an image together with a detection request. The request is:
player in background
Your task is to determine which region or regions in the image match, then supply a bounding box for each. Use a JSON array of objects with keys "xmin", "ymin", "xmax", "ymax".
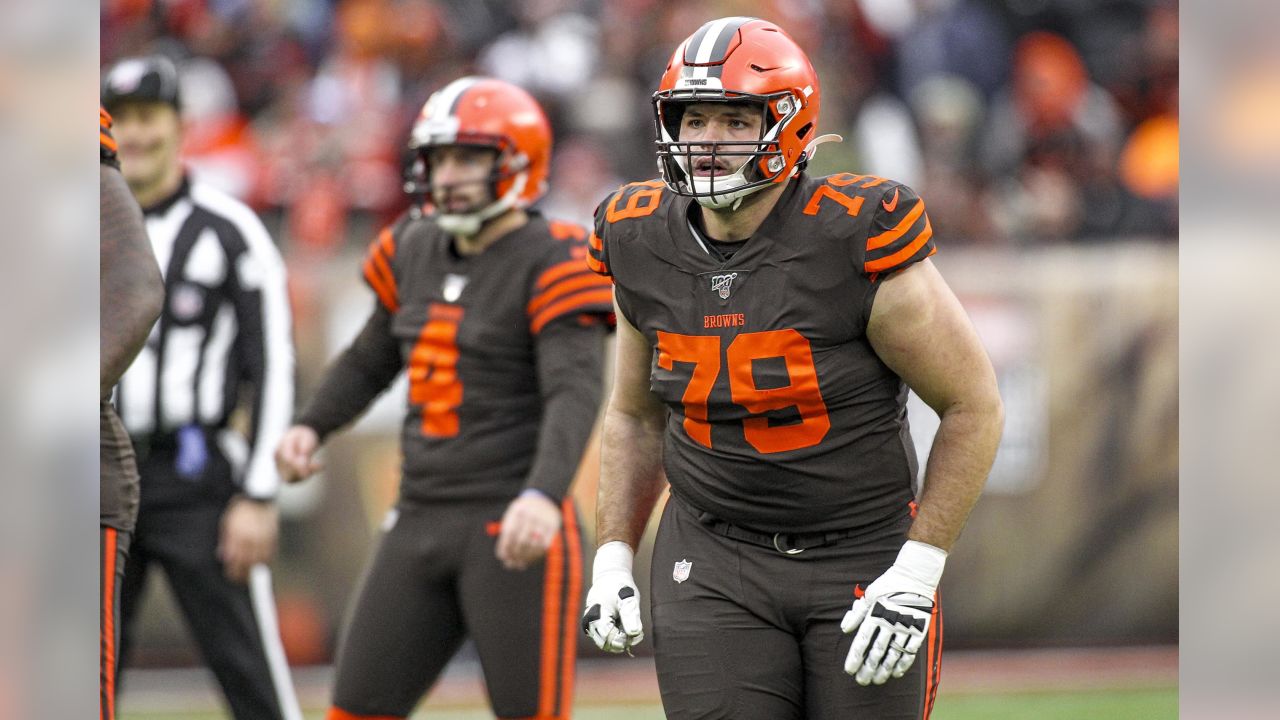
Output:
[
  {"xmin": 100, "ymin": 104, "xmax": 165, "ymax": 720},
  {"xmin": 103, "ymin": 55, "xmax": 302, "ymax": 720},
  {"xmin": 276, "ymin": 77, "xmax": 613, "ymax": 720},
  {"xmin": 581, "ymin": 17, "xmax": 1004, "ymax": 720}
]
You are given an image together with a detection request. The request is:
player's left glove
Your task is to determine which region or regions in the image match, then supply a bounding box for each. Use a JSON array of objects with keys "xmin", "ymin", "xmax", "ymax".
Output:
[{"xmin": 841, "ymin": 540, "xmax": 947, "ymax": 686}]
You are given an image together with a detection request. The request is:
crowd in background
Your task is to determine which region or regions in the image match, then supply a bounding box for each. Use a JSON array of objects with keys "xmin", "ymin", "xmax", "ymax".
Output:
[{"xmin": 102, "ymin": 0, "xmax": 1178, "ymax": 254}]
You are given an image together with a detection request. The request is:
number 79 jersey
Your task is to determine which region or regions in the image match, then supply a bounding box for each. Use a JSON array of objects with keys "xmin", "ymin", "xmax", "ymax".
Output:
[{"xmin": 588, "ymin": 173, "xmax": 937, "ymax": 535}]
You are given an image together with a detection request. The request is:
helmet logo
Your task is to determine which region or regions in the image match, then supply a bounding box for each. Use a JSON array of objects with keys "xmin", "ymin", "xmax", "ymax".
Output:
[{"xmin": 710, "ymin": 272, "xmax": 739, "ymax": 299}]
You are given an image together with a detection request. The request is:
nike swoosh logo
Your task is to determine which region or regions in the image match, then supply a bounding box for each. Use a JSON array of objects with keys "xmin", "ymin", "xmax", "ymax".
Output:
[{"xmin": 881, "ymin": 188, "xmax": 900, "ymax": 213}]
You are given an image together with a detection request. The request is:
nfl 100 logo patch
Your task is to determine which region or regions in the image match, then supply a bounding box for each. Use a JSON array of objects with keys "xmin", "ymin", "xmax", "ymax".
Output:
[
  {"xmin": 673, "ymin": 559, "xmax": 692, "ymax": 583},
  {"xmin": 710, "ymin": 273, "xmax": 738, "ymax": 299}
]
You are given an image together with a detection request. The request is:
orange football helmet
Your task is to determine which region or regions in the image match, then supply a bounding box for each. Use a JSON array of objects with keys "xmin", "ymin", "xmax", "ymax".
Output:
[
  {"xmin": 654, "ymin": 17, "xmax": 834, "ymax": 209},
  {"xmin": 407, "ymin": 77, "xmax": 552, "ymax": 234}
]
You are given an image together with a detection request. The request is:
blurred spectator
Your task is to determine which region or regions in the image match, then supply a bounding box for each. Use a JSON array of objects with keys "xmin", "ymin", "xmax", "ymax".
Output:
[
  {"xmin": 479, "ymin": 0, "xmax": 599, "ymax": 106},
  {"xmin": 179, "ymin": 56, "xmax": 261, "ymax": 201},
  {"xmin": 541, "ymin": 137, "xmax": 623, "ymax": 226},
  {"xmin": 910, "ymin": 74, "xmax": 994, "ymax": 243},
  {"xmin": 979, "ymin": 31, "xmax": 1126, "ymax": 241}
]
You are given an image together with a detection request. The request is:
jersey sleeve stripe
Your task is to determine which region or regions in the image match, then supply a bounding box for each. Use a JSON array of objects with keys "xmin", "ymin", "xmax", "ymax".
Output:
[
  {"xmin": 866, "ymin": 200, "xmax": 925, "ymax": 251},
  {"xmin": 865, "ymin": 216, "xmax": 934, "ymax": 273},
  {"xmin": 586, "ymin": 251, "xmax": 610, "ymax": 277},
  {"xmin": 368, "ymin": 246, "xmax": 398, "ymax": 298},
  {"xmin": 377, "ymin": 226, "xmax": 396, "ymax": 258},
  {"xmin": 536, "ymin": 259, "xmax": 591, "ymax": 290},
  {"xmin": 362, "ymin": 257, "xmax": 399, "ymax": 311},
  {"xmin": 587, "ymin": 232, "xmax": 611, "ymax": 276},
  {"xmin": 98, "ymin": 106, "xmax": 119, "ymax": 156},
  {"xmin": 529, "ymin": 288, "xmax": 614, "ymax": 334},
  {"xmin": 527, "ymin": 272, "xmax": 612, "ymax": 315}
]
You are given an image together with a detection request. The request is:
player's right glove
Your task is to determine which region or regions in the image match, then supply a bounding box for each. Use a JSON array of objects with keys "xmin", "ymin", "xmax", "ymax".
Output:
[{"xmin": 582, "ymin": 541, "xmax": 644, "ymax": 653}]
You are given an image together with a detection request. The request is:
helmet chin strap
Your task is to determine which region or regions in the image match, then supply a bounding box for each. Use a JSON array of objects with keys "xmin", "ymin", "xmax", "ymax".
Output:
[
  {"xmin": 436, "ymin": 172, "xmax": 528, "ymax": 237},
  {"xmin": 692, "ymin": 134, "xmax": 845, "ymax": 211}
]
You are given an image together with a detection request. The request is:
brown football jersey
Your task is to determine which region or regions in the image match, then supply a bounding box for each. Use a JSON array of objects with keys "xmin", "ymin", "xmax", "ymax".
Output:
[
  {"xmin": 588, "ymin": 173, "xmax": 937, "ymax": 534},
  {"xmin": 351, "ymin": 212, "xmax": 613, "ymax": 504}
]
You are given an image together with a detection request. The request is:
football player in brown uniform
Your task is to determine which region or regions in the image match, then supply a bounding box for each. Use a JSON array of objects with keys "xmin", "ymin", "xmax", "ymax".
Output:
[
  {"xmin": 276, "ymin": 77, "xmax": 613, "ymax": 720},
  {"xmin": 581, "ymin": 17, "xmax": 1005, "ymax": 720},
  {"xmin": 100, "ymin": 105, "xmax": 165, "ymax": 720}
]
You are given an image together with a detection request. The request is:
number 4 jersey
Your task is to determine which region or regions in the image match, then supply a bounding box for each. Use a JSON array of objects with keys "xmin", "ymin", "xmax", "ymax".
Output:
[
  {"xmin": 588, "ymin": 173, "xmax": 937, "ymax": 535},
  {"xmin": 297, "ymin": 212, "xmax": 614, "ymax": 504}
]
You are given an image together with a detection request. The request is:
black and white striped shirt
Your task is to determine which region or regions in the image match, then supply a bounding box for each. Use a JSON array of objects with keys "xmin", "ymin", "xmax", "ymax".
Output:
[{"xmin": 117, "ymin": 176, "xmax": 293, "ymax": 500}]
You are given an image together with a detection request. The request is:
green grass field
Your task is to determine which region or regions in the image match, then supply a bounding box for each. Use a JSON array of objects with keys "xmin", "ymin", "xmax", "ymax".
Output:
[{"xmin": 126, "ymin": 686, "xmax": 1178, "ymax": 719}]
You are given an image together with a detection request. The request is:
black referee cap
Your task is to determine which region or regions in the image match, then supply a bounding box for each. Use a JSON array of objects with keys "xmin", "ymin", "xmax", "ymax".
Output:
[{"xmin": 102, "ymin": 55, "xmax": 182, "ymax": 114}]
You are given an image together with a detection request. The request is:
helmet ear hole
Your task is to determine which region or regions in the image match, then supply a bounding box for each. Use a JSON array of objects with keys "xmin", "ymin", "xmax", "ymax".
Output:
[{"xmin": 797, "ymin": 122, "xmax": 813, "ymax": 139}]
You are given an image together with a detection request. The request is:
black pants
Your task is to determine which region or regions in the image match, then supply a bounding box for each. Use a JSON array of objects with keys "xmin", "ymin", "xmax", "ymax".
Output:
[
  {"xmin": 117, "ymin": 443, "xmax": 300, "ymax": 720},
  {"xmin": 330, "ymin": 497, "xmax": 584, "ymax": 719},
  {"xmin": 650, "ymin": 494, "xmax": 943, "ymax": 720}
]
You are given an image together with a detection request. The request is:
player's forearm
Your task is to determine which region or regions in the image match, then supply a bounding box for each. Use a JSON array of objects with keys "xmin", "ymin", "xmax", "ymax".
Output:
[
  {"xmin": 525, "ymin": 323, "xmax": 608, "ymax": 500},
  {"xmin": 295, "ymin": 307, "xmax": 402, "ymax": 440},
  {"xmin": 100, "ymin": 166, "xmax": 164, "ymax": 400},
  {"xmin": 595, "ymin": 404, "xmax": 668, "ymax": 550},
  {"xmin": 907, "ymin": 396, "xmax": 1004, "ymax": 552}
]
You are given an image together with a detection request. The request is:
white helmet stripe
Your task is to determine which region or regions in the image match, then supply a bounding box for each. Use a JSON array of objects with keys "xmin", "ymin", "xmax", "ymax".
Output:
[
  {"xmin": 690, "ymin": 17, "xmax": 731, "ymax": 79},
  {"xmin": 688, "ymin": 16, "xmax": 753, "ymax": 80},
  {"xmin": 428, "ymin": 76, "xmax": 481, "ymax": 119},
  {"xmin": 414, "ymin": 76, "xmax": 483, "ymax": 148}
]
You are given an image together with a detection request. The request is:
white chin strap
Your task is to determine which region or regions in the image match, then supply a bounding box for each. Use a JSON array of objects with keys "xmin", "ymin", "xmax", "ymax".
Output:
[
  {"xmin": 690, "ymin": 165, "xmax": 760, "ymax": 210},
  {"xmin": 691, "ymin": 133, "xmax": 845, "ymax": 210},
  {"xmin": 436, "ymin": 173, "xmax": 528, "ymax": 237}
]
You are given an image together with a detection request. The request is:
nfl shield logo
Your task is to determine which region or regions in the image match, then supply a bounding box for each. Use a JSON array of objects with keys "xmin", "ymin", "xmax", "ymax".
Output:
[{"xmin": 673, "ymin": 559, "xmax": 692, "ymax": 583}]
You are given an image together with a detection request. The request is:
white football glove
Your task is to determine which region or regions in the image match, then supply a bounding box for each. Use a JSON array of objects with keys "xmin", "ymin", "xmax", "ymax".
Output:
[
  {"xmin": 582, "ymin": 541, "xmax": 644, "ymax": 653},
  {"xmin": 841, "ymin": 540, "xmax": 946, "ymax": 686}
]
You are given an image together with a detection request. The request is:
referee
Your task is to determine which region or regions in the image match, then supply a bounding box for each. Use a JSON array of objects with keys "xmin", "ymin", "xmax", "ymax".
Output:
[{"xmin": 103, "ymin": 56, "xmax": 302, "ymax": 720}]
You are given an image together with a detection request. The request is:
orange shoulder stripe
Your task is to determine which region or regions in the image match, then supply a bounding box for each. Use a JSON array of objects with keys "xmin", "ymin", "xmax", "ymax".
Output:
[
  {"xmin": 528, "ymin": 272, "xmax": 610, "ymax": 315},
  {"xmin": 377, "ymin": 226, "xmax": 396, "ymax": 258},
  {"xmin": 866, "ymin": 199, "xmax": 925, "ymax": 251},
  {"xmin": 530, "ymin": 288, "xmax": 614, "ymax": 334},
  {"xmin": 865, "ymin": 217, "xmax": 933, "ymax": 273},
  {"xmin": 536, "ymin": 259, "xmax": 590, "ymax": 290},
  {"xmin": 585, "ymin": 253, "xmax": 609, "ymax": 276},
  {"xmin": 362, "ymin": 260, "xmax": 398, "ymax": 311},
  {"xmin": 365, "ymin": 241, "xmax": 398, "ymax": 305}
]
